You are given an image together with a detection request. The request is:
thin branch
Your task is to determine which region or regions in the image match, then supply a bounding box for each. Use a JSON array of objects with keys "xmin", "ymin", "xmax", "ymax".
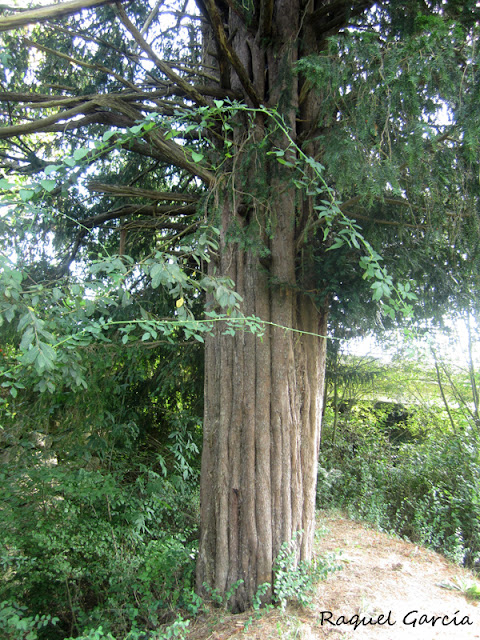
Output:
[
  {"xmin": 0, "ymin": 0, "xmax": 117, "ymax": 32},
  {"xmin": 310, "ymin": 0, "xmax": 377, "ymax": 39},
  {"xmin": 26, "ymin": 112, "xmax": 134, "ymax": 133},
  {"xmin": 45, "ymin": 22, "xmax": 132, "ymax": 63},
  {"xmin": 81, "ymin": 203, "xmax": 198, "ymax": 228},
  {"xmin": 431, "ymin": 347, "xmax": 457, "ymax": 434},
  {"xmin": 57, "ymin": 205, "xmax": 198, "ymax": 271},
  {"xmin": 101, "ymin": 96, "xmax": 216, "ymax": 184},
  {"xmin": 342, "ymin": 211, "xmax": 426, "ymax": 231},
  {"xmin": 140, "ymin": 0, "xmax": 164, "ymax": 36},
  {"xmin": 0, "ymin": 95, "xmax": 214, "ymax": 184},
  {"xmin": 87, "ymin": 182, "xmax": 200, "ymax": 203},
  {"xmin": 0, "ymin": 100, "xmax": 100, "ymax": 138},
  {"xmin": 122, "ymin": 219, "xmax": 188, "ymax": 231},
  {"xmin": 0, "ymin": 84, "xmax": 241, "ymax": 109},
  {"xmin": 114, "ymin": 2, "xmax": 208, "ymax": 107},
  {"xmin": 22, "ymin": 36, "xmax": 138, "ymax": 91}
]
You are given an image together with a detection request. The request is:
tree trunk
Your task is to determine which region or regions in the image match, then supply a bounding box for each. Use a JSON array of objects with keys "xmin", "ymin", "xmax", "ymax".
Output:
[
  {"xmin": 197, "ymin": 194, "xmax": 328, "ymax": 611},
  {"xmin": 196, "ymin": 0, "xmax": 329, "ymax": 611}
]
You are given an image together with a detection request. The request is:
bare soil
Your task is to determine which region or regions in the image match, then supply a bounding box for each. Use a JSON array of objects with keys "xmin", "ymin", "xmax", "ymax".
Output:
[{"xmin": 186, "ymin": 511, "xmax": 480, "ymax": 640}]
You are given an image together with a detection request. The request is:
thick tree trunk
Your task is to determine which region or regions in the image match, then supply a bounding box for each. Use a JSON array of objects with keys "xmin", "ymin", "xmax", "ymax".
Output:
[
  {"xmin": 196, "ymin": 0, "xmax": 329, "ymax": 612},
  {"xmin": 197, "ymin": 194, "xmax": 328, "ymax": 611}
]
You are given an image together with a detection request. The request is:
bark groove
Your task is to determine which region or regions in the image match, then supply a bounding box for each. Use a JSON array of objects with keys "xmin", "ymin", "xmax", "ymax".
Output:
[{"xmin": 197, "ymin": 0, "xmax": 330, "ymax": 612}]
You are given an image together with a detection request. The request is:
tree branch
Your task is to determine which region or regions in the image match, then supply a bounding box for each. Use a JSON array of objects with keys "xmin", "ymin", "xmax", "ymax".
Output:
[
  {"xmin": 0, "ymin": 100, "xmax": 100, "ymax": 138},
  {"xmin": 114, "ymin": 2, "xmax": 209, "ymax": 107},
  {"xmin": 87, "ymin": 182, "xmax": 200, "ymax": 203},
  {"xmin": 24, "ymin": 112, "xmax": 134, "ymax": 133},
  {"xmin": 0, "ymin": 0, "xmax": 117, "ymax": 32},
  {"xmin": 101, "ymin": 96, "xmax": 216, "ymax": 184},
  {"xmin": 310, "ymin": 0, "xmax": 378, "ymax": 40},
  {"xmin": 201, "ymin": 0, "xmax": 261, "ymax": 107},
  {"xmin": 81, "ymin": 203, "xmax": 198, "ymax": 228},
  {"xmin": 344, "ymin": 212, "xmax": 426, "ymax": 230},
  {"xmin": 0, "ymin": 94, "xmax": 215, "ymax": 184},
  {"xmin": 21, "ymin": 36, "xmax": 138, "ymax": 91}
]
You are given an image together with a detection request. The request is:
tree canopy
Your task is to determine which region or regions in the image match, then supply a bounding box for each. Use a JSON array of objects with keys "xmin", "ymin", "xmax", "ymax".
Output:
[{"xmin": 1, "ymin": 1, "xmax": 478, "ymax": 351}]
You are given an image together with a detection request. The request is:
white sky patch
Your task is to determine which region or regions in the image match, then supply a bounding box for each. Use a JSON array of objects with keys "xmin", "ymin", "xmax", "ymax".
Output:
[{"xmin": 347, "ymin": 317, "xmax": 480, "ymax": 370}]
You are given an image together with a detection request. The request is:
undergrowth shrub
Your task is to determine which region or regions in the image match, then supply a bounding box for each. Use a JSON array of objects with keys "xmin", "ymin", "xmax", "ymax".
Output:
[
  {"xmin": 0, "ymin": 600, "xmax": 59, "ymax": 640},
  {"xmin": 318, "ymin": 416, "xmax": 480, "ymax": 569},
  {"xmin": 273, "ymin": 532, "xmax": 343, "ymax": 610},
  {"xmin": 0, "ymin": 461, "xmax": 198, "ymax": 640}
]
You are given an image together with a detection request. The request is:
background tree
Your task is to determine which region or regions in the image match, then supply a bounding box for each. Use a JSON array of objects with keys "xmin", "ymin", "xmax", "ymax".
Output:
[{"xmin": 1, "ymin": 0, "xmax": 480, "ymax": 613}]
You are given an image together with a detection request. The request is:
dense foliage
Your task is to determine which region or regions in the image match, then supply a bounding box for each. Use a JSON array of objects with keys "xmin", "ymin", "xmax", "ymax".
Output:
[
  {"xmin": 319, "ymin": 342, "xmax": 480, "ymax": 569},
  {"xmin": 0, "ymin": 315, "xmax": 203, "ymax": 639}
]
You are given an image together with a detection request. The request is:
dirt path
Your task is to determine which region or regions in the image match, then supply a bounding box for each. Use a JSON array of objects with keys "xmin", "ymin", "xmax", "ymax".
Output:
[
  {"xmin": 187, "ymin": 512, "xmax": 480, "ymax": 640},
  {"xmin": 308, "ymin": 512, "xmax": 480, "ymax": 639}
]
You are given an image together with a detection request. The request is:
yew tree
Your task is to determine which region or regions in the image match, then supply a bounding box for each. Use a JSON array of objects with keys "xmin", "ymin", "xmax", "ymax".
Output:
[{"xmin": 1, "ymin": 0, "xmax": 479, "ymax": 612}]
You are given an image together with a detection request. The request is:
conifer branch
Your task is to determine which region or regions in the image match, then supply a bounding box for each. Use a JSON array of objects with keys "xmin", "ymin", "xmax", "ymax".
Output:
[
  {"xmin": 114, "ymin": 2, "xmax": 209, "ymax": 107},
  {"xmin": 0, "ymin": 100, "xmax": 100, "ymax": 138},
  {"xmin": 0, "ymin": 0, "xmax": 117, "ymax": 32},
  {"xmin": 21, "ymin": 36, "xmax": 138, "ymax": 91},
  {"xmin": 201, "ymin": 0, "xmax": 261, "ymax": 107},
  {"xmin": 80, "ymin": 203, "xmax": 198, "ymax": 228},
  {"xmin": 87, "ymin": 182, "xmax": 200, "ymax": 203}
]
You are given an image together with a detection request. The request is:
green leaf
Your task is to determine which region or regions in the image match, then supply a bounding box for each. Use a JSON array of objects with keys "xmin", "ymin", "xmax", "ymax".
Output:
[
  {"xmin": 150, "ymin": 263, "xmax": 168, "ymax": 289},
  {"xmin": 276, "ymin": 157, "xmax": 294, "ymax": 166},
  {"xmin": 39, "ymin": 342, "xmax": 56, "ymax": 363},
  {"xmin": 73, "ymin": 148, "xmax": 89, "ymax": 161},
  {"xmin": 19, "ymin": 189, "xmax": 35, "ymax": 202},
  {"xmin": 21, "ymin": 345, "xmax": 40, "ymax": 365},
  {"xmin": 20, "ymin": 327, "xmax": 34, "ymax": 351},
  {"xmin": 164, "ymin": 130, "xmax": 176, "ymax": 141},
  {"xmin": 102, "ymin": 130, "xmax": 116, "ymax": 142},
  {"xmin": 40, "ymin": 179, "xmax": 56, "ymax": 193},
  {"xmin": 191, "ymin": 151, "xmax": 204, "ymax": 163},
  {"xmin": 44, "ymin": 164, "xmax": 62, "ymax": 175},
  {"xmin": 4, "ymin": 306, "xmax": 15, "ymax": 323},
  {"xmin": 129, "ymin": 124, "xmax": 144, "ymax": 134},
  {"xmin": 326, "ymin": 238, "xmax": 345, "ymax": 251},
  {"xmin": 0, "ymin": 178, "xmax": 15, "ymax": 190}
]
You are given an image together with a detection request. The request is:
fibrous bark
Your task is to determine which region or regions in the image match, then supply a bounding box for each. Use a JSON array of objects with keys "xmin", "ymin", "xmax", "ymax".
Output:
[
  {"xmin": 196, "ymin": 0, "xmax": 330, "ymax": 611},
  {"xmin": 197, "ymin": 192, "xmax": 328, "ymax": 611}
]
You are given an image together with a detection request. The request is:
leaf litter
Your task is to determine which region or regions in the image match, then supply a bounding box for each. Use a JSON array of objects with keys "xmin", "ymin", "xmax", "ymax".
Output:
[{"xmin": 186, "ymin": 511, "xmax": 480, "ymax": 640}]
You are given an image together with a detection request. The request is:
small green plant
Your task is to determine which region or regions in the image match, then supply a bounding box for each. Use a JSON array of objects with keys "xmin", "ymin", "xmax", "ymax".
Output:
[
  {"xmin": 438, "ymin": 577, "xmax": 480, "ymax": 601},
  {"xmin": 273, "ymin": 532, "xmax": 343, "ymax": 610},
  {"xmin": 0, "ymin": 600, "xmax": 59, "ymax": 640},
  {"xmin": 252, "ymin": 583, "xmax": 272, "ymax": 612},
  {"xmin": 201, "ymin": 579, "xmax": 244, "ymax": 608},
  {"xmin": 319, "ymin": 400, "xmax": 480, "ymax": 570},
  {"xmin": 0, "ymin": 459, "xmax": 200, "ymax": 639},
  {"xmin": 243, "ymin": 582, "xmax": 274, "ymax": 631},
  {"xmin": 64, "ymin": 615, "xmax": 189, "ymax": 639}
]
